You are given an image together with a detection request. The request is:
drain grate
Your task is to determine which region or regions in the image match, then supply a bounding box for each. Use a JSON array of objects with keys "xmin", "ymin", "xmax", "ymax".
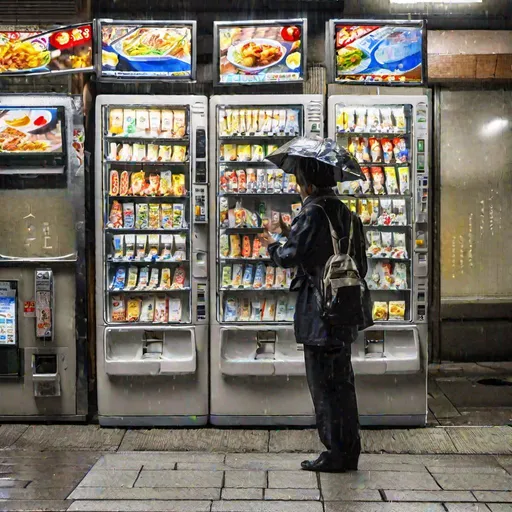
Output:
[{"xmin": 477, "ymin": 377, "xmax": 512, "ymax": 387}]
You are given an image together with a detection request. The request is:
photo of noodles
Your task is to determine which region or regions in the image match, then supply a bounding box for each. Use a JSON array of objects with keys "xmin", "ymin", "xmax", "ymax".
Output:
[
  {"xmin": 0, "ymin": 37, "xmax": 50, "ymax": 72},
  {"xmin": 0, "ymin": 108, "xmax": 63, "ymax": 153},
  {"xmin": 120, "ymin": 27, "xmax": 191, "ymax": 61}
]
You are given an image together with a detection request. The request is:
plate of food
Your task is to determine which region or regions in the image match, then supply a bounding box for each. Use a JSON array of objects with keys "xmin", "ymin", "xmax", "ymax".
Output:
[
  {"xmin": 227, "ymin": 38, "xmax": 286, "ymax": 73},
  {"xmin": 1, "ymin": 109, "xmax": 54, "ymax": 133},
  {"xmin": 112, "ymin": 27, "xmax": 192, "ymax": 63},
  {"xmin": 0, "ymin": 36, "xmax": 52, "ymax": 74},
  {"xmin": 336, "ymin": 46, "xmax": 371, "ymax": 75}
]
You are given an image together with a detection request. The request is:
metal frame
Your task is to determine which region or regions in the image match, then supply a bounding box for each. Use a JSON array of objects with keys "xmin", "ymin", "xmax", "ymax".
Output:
[
  {"xmin": 95, "ymin": 19, "xmax": 198, "ymax": 83},
  {"xmin": 213, "ymin": 18, "xmax": 308, "ymax": 87},
  {"xmin": 325, "ymin": 19, "xmax": 427, "ymax": 86},
  {"xmin": 0, "ymin": 94, "xmax": 88, "ymax": 419}
]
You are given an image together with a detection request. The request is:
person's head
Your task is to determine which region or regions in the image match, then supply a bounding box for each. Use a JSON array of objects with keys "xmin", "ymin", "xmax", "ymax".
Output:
[{"xmin": 295, "ymin": 158, "xmax": 333, "ymax": 201}]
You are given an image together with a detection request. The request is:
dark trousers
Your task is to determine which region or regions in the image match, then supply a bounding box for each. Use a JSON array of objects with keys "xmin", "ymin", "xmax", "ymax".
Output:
[{"xmin": 304, "ymin": 342, "xmax": 361, "ymax": 459}]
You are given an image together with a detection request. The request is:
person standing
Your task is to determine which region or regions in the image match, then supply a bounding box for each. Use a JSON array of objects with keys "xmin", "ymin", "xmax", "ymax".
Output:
[{"xmin": 260, "ymin": 158, "xmax": 368, "ymax": 473}]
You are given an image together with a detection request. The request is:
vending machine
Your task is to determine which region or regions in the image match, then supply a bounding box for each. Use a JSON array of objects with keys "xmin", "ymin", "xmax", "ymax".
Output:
[
  {"xmin": 95, "ymin": 95, "xmax": 209, "ymax": 426},
  {"xmin": 209, "ymin": 95, "xmax": 323, "ymax": 426},
  {"xmin": 0, "ymin": 94, "xmax": 87, "ymax": 420},
  {"xmin": 328, "ymin": 94, "xmax": 429, "ymax": 426}
]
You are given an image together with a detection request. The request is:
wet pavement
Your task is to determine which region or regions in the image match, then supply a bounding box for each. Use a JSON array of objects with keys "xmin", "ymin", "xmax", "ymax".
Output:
[{"xmin": 0, "ymin": 426, "xmax": 511, "ymax": 511}]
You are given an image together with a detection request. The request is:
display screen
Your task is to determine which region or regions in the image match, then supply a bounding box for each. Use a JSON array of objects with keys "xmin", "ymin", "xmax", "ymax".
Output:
[
  {"xmin": 0, "ymin": 24, "xmax": 93, "ymax": 76},
  {"xmin": 216, "ymin": 20, "xmax": 305, "ymax": 84},
  {"xmin": 0, "ymin": 107, "xmax": 64, "ymax": 154},
  {"xmin": 332, "ymin": 22, "xmax": 424, "ymax": 84},
  {"xmin": 99, "ymin": 21, "xmax": 195, "ymax": 80}
]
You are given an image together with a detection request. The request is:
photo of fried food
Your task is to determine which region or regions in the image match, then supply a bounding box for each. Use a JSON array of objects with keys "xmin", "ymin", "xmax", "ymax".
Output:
[
  {"xmin": 233, "ymin": 41, "xmax": 283, "ymax": 68},
  {"xmin": 0, "ymin": 36, "xmax": 50, "ymax": 72}
]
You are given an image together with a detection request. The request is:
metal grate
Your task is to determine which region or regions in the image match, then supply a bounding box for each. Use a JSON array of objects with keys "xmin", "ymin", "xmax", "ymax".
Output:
[{"xmin": 0, "ymin": 0, "xmax": 84, "ymax": 23}]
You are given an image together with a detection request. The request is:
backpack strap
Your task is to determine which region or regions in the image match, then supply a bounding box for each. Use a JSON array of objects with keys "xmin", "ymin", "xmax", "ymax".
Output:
[{"xmin": 309, "ymin": 201, "xmax": 352, "ymax": 257}]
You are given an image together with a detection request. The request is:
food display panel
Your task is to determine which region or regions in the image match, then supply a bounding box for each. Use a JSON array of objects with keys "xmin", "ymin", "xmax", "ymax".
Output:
[
  {"xmin": 0, "ymin": 23, "xmax": 93, "ymax": 76},
  {"xmin": 98, "ymin": 20, "xmax": 196, "ymax": 80},
  {"xmin": 0, "ymin": 107, "xmax": 64, "ymax": 154},
  {"xmin": 215, "ymin": 20, "xmax": 306, "ymax": 85},
  {"xmin": 328, "ymin": 20, "xmax": 425, "ymax": 85},
  {"xmin": 102, "ymin": 104, "xmax": 192, "ymax": 325},
  {"xmin": 215, "ymin": 105, "xmax": 306, "ymax": 323},
  {"xmin": 334, "ymin": 103, "xmax": 414, "ymax": 324}
]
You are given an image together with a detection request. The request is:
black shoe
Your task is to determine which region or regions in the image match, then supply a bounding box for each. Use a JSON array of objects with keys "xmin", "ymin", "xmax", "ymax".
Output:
[{"xmin": 301, "ymin": 452, "xmax": 347, "ymax": 473}]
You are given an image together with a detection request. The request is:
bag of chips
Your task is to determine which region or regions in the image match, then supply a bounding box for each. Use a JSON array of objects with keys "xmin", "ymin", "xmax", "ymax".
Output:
[
  {"xmin": 111, "ymin": 295, "xmax": 126, "ymax": 322},
  {"xmin": 372, "ymin": 301, "xmax": 388, "ymax": 321}
]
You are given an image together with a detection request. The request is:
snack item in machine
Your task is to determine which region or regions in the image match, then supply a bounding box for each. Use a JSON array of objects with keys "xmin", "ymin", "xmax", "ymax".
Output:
[
  {"xmin": 154, "ymin": 296, "xmax": 168, "ymax": 323},
  {"xmin": 392, "ymin": 107, "xmax": 406, "ymax": 132},
  {"xmin": 109, "ymin": 109, "xmax": 124, "ymax": 135},
  {"xmin": 250, "ymin": 299, "xmax": 262, "ymax": 322},
  {"xmin": 161, "ymin": 110, "xmax": 174, "ymax": 136},
  {"xmin": 157, "ymin": 145, "xmax": 171, "ymax": 162},
  {"xmin": 109, "ymin": 171, "xmax": 120, "ymax": 196},
  {"xmin": 123, "ymin": 109, "xmax": 136, "ymax": 135},
  {"xmin": 149, "ymin": 268, "xmax": 160, "ymax": 289},
  {"xmin": 251, "ymin": 145, "xmax": 264, "ymax": 162},
  {"xmin": 366, "ymin": 231, "xmax": 382, "ymax": 258},
  {"xmin": 262, "ymin": 298, "xmax": 276, "ymax": 321},
  {"xmin": 381, "ymin": 108, "xmax": 393, "ymax": 132},
  {"xmin": 159, "ymin": 171, "xmax": 173, "ymax": 196},
  {"xmin": 108, "ymin": 200, "xmax": 123, "ymax": 228},
  {"xmin": 171, "ymin": 266, "xmax": 187, "ymax": 289},
  {"xmin": 231, "ymin": 264, "xmax": 243, "ymax": 287},
  {"xmin": 385, "ymin": 167, "xmax": 399, "ymax": 195},
  {"xmin": 126, "ymin": 266, "xmax": 139, "ymax": 289},
  {"xmin": 111, "ymin": 295, "xmax": 126, "ymax": 322},
  {"xmin": 377, "ymin": 199, "xmax": 393, "ymax": 226},
  {"xmin": 393, "ymin": 137, "xmax": 409, "ymax": 163},
  {"xmin": 143, "ymin": 173, "xmax": 159, "ymax": 196},
  {"xmin": 161, "ymin": 204, "xmax": 173, "ymax": 229},
  {"xmin": 285, "ymin": 109, "xmax": 299, "ymax": 134},
  {"xmin": 380, "ymin": 232, "xmax": 393, "ymax": 258},
  {"xmin": 381, "ymin": 138, "xmax": 394, "ymax": 164},
  {"xmin": 237, "ymin": 170, "xmax": 247, "ymax": 193},
  {"xmin": 229, "ymin": 234, "xmax": 241, "ymax": 258},
  {"xmin": 132, "ymin": 143, "xmax": 146, "ymax": 162},
  {"xmin": 131, "ymin": 171, "xmax": 145, "ymax": 196},
  {"xmin": 111, "ymin": 267, "xmax": 127, "ymax": 290},
  {"xmin": 220, "ymin": 234, "xmax": 230, "ymax": 258},
  {"xmin": 366, "ymin": 108, "xmax": 380, "ymax": 132},
  {"xmin": 125, "ymin": 234, "xmax": 135, "ymax": 259},
  {"xmin": 237, "ymin": 144, "xmax": 251, "ymax": 162},
  {"xmin": 391, "ymin": 233, "xmax": 408, "ymax": 259},
  {"xmin": 224, "ymin": 297, "xmax": 238, "ymax": 322},
  {"xmin": 239, "ymin": 298, "xmax": 251, "ymax": 322},
  {"xmin": 256, "ymin": 169, "xmax": 267, "ymax": 193},
  {"xmin": 243, "ymin": 264, "xmax": 255, "ymax": 288},
  {"xmin": 398, "ymin": 166, "xmax": 410, "ymax": 195},
  {"xmin": 242, "ymin": 235, "xmax": 252, "ymax": 258},
  {"xmin": 265, "ymin": 266, "xmax": 275, "ymax": 288},
  {"xmin": 171, "ymin": 146, "xmax": 187, "ymax": 163},
  {"xmin": 371, "ymin": 167, "xmax": 386, "ymax": 195},
  {"xmin": 149, "ymin": 110, "xmax": 161, "ymax": 137},
  {"xmin": 360, "ymin": 167, "xmax": 372, "ymax": 194},
  {"xmin": 149, "ymin": 204, "xmax": 160, "ymax": 229},
  {"xmin": 389, "ymin": 301, "xmax": 406, "ymax": 321},
  {"xmin": 119, "ymin": 143, "xmax": 132, "ymax": 161},
  {"xmin": 140, "ymin": 296, "xmax": 155, "ymax": 323},
  {"xmin": 369, "ymin": 137, "xmax": 382, "ymax": 163},
  {"xmin": 355, "ymin": 108, "xmax": 366, "ymax": 132},
  {"xmin": 274, "ymin": 170, "xmax": 284, "ymax": 192},
  {"xmin": 394, "ymin": 263, "xmax": 408, "ymax": 290},
  {"xmin": 172, "ymin": 110, "xmax": 186, "ymax": 138},
  {"xmin": 159, "ymin": 234, "xmax": 173, "ymax": 260},
  {"xmin": 172, "ymin": 174, "xmax": 186, "ymax": 196},
  {"xmin": 275, "ymin": 267, "xmax": 286, "ymax": 288},
  {"xmin": 253, "ymin": 263, "xmax": 265, "ymax": 289},
  {"xmin": 113, "ymin": 235, "xmax": 124, "ymax": 260},
  {"xmin": 135, "ymin": 203, "xmax": 149, "ymax": 229},
  {"xmin": 123, "ymin": 203, "xmax": 135, "ymax": 229},
  {"xmin": 168, "ymin": 298, "xmax": 182, "ymax": 322},
  {"xmin": 372, "ymin": 301, "xmax": 388, "ymax": 321},
  {"xmin": 120, "ymin": 171, "xmax": 130, "ymax": 196},
  {"xmin": 393, "ymin": 199, "xmax": 407, "ymax": 225},
  {"xmin": 246, "ymin": 169, "xmax": 257, "ymax": 192},
  {"xmin": 172, "ymin": 204, "xmax": 184, "ymax": 228},
  {"xmin": 173, "ymin": 234, "xmax": 187, "ymax": 261},
  {"xmin": 136, "ymin": 109, "xmax": 150, "ymax": 136},
  {"xmin": 358, "ymin": 199, "xmax": 372, "ymax": 225},
  {"xmin": 286, "ymin": 295, "xmax": 296, "ymax": 322},
  {"xmin": 238, "ymin": 109, "xmax": 247, "ymax": 134},
  {"xmin": 160, "ymin": 268, "xmax": 172, "ymax": 290},
  {"xmin": 138, "ymin": 266, "xmax": 150, "ymax": 289},
  {"xmin": 136, "ymin": 235, "xmax": 147, "ymax": 260},
  {"xmin": 126, "ymin": 297, "xmax": 142, "ymax": 322},
  {"xmin": 267, "ymin": 169, "xmax": 275, "ymax": 193}
]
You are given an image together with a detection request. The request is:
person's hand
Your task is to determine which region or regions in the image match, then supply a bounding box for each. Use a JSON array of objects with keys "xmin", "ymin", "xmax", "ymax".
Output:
[
  {"xmin": 259, "ymin": 231, "xmax": 275, "ymax": 248},
  {"xmin": 279, "ymin": 217, "xmax": 291, "ymax": 238}
]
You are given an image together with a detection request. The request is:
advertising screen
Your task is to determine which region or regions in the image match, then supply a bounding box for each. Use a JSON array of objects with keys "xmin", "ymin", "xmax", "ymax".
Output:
[
  {"xmin": 215, "ymin": 20, "xmax": 306, "ymax": 85},
  {"xmin": 0, "ymin": 23, "xmax": 93, "ymax": 76},
  {"xmin": 99, "ymin": 21, "xmax": 195, "ymax": 80},
  {"xmin": 0, "ymin": 107, "xmax": 64, "ymax": 154},
  {"xmin": 331, "ymin": 21, "xmax": 425, "ymax": 85}
]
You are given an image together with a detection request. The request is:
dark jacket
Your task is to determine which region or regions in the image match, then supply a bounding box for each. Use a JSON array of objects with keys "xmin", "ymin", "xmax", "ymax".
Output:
[{"xmin": 268, "ymin": 189, "xmax": 367, "ymax": 346}]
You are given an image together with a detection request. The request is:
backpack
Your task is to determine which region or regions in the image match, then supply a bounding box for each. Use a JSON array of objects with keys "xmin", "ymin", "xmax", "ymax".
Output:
[{"xmin": 309, "ymin": 204, "xmax": 374, "ymax": 331}]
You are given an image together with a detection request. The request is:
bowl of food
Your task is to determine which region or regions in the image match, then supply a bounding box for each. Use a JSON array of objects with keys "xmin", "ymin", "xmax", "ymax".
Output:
[
  {"xmin": 227, "ymin": 38, "xmax": 286, "ymax": 73},
  {"xmin": 336, "ymin": 46, "xmax": 370, "ymax": 74}
]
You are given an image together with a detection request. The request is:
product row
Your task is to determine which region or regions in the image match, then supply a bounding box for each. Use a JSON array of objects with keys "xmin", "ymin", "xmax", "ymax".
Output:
[
  {"xmin": 221, "ymin": 263, "xmax": 295, "ymax": 290},
  {"xmin": 108, "ymin": 201, "xmax": 187, "ymax": 230},
  {"xmin": 338, "ymin": 166, "xmax": 410, "ymax": 196},
  {"xmin": 347, "ymin": 136, "xmax": 409, "ymax": 164},
  {"xmin": 220, "ymin": 233, "xmax": 270, "ymax": 259},
  {"xmin": 111, "ymin": 295, "xmax": 184, "ymax": 323},
  {"xmin": 220, "ymin": 201, "xmax": 296, "ymax": 231},
  {"xmin": 109, "ymin": 171, "xmax": 186, "ymax": 197},
  {"xmin": 108, "ymin": 108, "xmax": 187, "ymax": 139},
  {"xmin": 372, "ymin": 301, "xmax": 406, "ymax": 322},
  {"xmin": 218, "ymin": 108, "xmax": 300, "ymax": 137},
  {"xmin": 111, "ymin": 265, "xmax": 188, "ymax": 291},
  {"xmin": 367, "ymin": 231, "xmax": 409, "ymax": 260},
  {"xmin": 342, "ymin": 198, "xmax": 408, "ymax": 226},
  {"xmin": 336, "ymin": 106, "xmax": 406, "ymax": 134},
  {"xmin": 219, "ymin": 168, "xmax": 297, "ymax": 194},
  {"xmin": 110, "ymin": 234, "xmax": 187, "ymax": 262},
  {"xmin": 368, "ymin": 261, "xmax": 409, "ymax": 291},
  {"xmin": 223, "ymin": 295, "xmax": 296, "ymax": 322},
  {"xmin": 219, "ymin": 143, "xmax": 280, "ymax": 162},
  {"xmin": 107, "ymin": 143, "xmax": 188, "ymax": 163}
]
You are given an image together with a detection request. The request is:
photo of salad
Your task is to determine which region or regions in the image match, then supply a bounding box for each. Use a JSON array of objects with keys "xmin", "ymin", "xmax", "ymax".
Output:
[
  {"xmin": 100, "ymin": 22, "xmax": 194, "ymax": 79},
  {"xmin": 0, "ymin": 108, "xmax": 63, "ymax": 153},
  {"xmin": 0, "ymin": 24, "xmax": 93, "ymax": 76},
  {"xmin": 334, "ymin": 23, "xmax": 424, "ymax": 84},
  {"xmin": 218, "ymin": 21, "xmax": 305, "ymax": 84}
]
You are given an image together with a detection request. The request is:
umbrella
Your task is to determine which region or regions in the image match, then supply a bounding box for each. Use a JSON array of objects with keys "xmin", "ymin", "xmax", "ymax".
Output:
[{"xmin": 265, "ymin": 136, "xmax": 364, "ymax": 184}]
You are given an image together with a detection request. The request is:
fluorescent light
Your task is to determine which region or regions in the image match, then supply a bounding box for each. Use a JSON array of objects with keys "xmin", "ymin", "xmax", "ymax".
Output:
[{"xmin": 391, "ymin": 0, "xmax": 482, "ymax": 3}]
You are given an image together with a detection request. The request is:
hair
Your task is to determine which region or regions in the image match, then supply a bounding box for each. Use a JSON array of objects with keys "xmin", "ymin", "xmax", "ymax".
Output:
[{"xmin": 294, "ymin": 157, "xmax": 334, "ymax": 192}]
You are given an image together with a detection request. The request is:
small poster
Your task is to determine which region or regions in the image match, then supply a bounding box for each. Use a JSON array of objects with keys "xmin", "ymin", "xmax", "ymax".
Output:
[
  {"xmin": 0, "ymin": 281, "xmax": 17, "ymax": 346},
  {"xmin": 329, "ymin": 21, "xmax": 425, "ymax": 85},
  {"xmin": 0, "ymin": 23, "xmax": 93, "ymax": 76},
  {"xmin": 215, "ymin": 20, "xmax": 306, "ymax": 85}
]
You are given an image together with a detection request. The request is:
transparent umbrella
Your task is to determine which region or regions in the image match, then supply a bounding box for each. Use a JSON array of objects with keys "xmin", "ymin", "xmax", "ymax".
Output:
[{"xmin": 265, "ymin": 136, "xmax": 365, "ymax": 185}]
